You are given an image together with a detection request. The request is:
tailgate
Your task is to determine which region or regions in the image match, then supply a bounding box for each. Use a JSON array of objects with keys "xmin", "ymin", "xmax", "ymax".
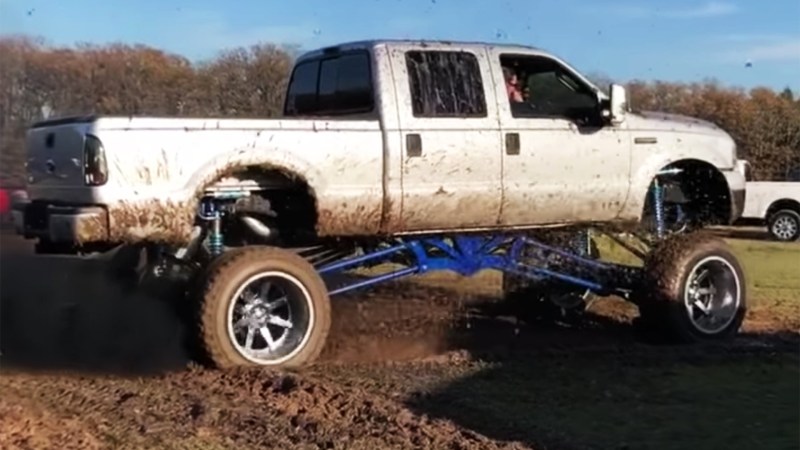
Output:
[{"xmin": 26, "ymin": 118, "xmax": 94, "ymax": 189}]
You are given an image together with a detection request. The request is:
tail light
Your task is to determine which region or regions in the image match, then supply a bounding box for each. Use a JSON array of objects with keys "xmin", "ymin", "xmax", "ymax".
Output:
[{"xmin": 83, "ymin": 134, "xmax": 108, "ymax": 186}]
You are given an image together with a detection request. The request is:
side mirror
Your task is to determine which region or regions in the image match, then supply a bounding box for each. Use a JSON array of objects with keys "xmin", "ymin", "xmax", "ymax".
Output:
[{"xmin": 609, "ymin": 83, "xmax": 628, "ymax": 125}]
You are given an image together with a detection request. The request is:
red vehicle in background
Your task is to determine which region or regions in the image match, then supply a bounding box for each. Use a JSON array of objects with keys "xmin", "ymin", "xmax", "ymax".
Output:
[
  {"xmin": 0, "ymin": 187, "xmax": 27, "ymax": 229},
  {"xmin": 0, "ymin": 189, "xmax": 9, "ymax": 215}
]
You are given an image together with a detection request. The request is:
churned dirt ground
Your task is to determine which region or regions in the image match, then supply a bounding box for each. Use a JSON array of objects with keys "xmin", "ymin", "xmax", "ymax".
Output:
[{"xmin": 0, "ymin": 228, "xmax": 798, "ymax": 450}]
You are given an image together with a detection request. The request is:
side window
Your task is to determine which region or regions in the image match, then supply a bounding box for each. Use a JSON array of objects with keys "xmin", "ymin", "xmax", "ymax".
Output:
[
  {"xmin": 284, "ymin": 51, "xmax": 374, "ymax": 117},
  {"xmin": 284, "ymin": 60, "xmax": 320, "ymax": 116},
  {"xmin": 500, "ymin": 54, "xmax": 599, "ymax": 123},
  {"xmin": 405, "ymin": 50, "xmax": 487, "ymax": 118}
]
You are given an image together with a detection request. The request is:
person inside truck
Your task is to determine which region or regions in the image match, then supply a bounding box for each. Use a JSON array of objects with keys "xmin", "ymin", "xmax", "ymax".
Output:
[{"xmin": 503, "ymin": 66, "xmax": 525, "ymax": 103}]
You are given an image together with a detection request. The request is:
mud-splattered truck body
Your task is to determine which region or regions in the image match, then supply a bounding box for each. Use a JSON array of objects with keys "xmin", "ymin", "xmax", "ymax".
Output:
[{"xmin": 14, "ymin": 39, "xmax": 746, "ymax": 251}]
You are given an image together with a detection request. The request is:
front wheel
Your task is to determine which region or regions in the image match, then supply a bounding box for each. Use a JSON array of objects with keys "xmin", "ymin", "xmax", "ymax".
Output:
[
  {"xmin": 634, "ymin": 232, "xmax": 747, "ymax": 343},
  {"xmin": 196, "ymin": 246, "xmax": 331, "ymax": 369},
  {"xmin": 767, "ymin": 209, "xmax": 800, "ymax": 242}
]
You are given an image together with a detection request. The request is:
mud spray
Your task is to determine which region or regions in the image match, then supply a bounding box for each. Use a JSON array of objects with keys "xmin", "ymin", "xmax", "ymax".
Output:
[{"xmin": 0, "ymin": 233, "xmax": 481, "ymax": 374}]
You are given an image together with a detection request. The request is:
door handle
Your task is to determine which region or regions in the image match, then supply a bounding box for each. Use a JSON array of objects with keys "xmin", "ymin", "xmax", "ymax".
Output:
[
  {"xmin": 406, "ymin": 133, "xmax": 422, "ymax": 157},
  {"xmin": 505, "ymin": 133, "xmax": 520, "ymax": 155}
]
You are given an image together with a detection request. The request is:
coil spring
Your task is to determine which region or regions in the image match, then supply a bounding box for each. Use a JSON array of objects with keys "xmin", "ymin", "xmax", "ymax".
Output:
[
  {"xmin": 653, "ymin": 181, "xmax": 665, "ymax": 238},
  {"xmin": 208, "ymin": 227, "xmax": 224, "ymax": 256}
]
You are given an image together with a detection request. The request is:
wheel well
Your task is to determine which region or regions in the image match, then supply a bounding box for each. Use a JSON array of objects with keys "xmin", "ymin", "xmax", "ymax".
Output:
[
  {"xmin": 766, "ymin": 199, "xmax": 800, "ymax": 219},
  {"xmin": 204, "ymin": 166, "xmax": 319, "ymax": 243},
  {"xmin": 644, "ymin": 160, "xmax": 732, "ymax": 225}
]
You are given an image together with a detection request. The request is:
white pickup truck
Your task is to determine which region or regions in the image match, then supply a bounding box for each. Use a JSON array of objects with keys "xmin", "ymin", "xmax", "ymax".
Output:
[
  {"xmin": 740, "ymin": 181, "xmax": 800, "ymax": 241},
  {"xmin": 12, "ymin": 40, "xmax": 751, "ymax": 369}
]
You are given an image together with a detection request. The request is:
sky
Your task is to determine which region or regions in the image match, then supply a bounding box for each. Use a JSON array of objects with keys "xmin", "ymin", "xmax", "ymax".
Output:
[{"xmin": 1, "ymin": 0, "xmax": 798, "ymax": 91}]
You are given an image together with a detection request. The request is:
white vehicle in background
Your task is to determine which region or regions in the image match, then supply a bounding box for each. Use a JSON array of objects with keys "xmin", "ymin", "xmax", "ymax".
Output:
[
  {"xmin": 734, "ymin": 161, "xmax": 800, "ymax": 242},
  {"xmin": 740, "ymin": 182, "xmax": 800, "ymax": 242}
]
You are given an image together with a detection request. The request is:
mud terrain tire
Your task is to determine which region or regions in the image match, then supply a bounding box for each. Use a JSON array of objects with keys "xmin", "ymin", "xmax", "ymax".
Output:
[
  {"xmin": 634, "ymin": 232, "xmax": 747, "ymax": 343},
  {"xmin": 196, "ymin": 246, "xmax": 331, "ymax": 369}
]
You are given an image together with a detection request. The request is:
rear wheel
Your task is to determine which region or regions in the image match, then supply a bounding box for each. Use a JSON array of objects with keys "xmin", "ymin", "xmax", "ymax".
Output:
[
  {"xmin": 634, "ymin": 232, "xmax": 746, "ymax": 343},
  {"xmin": 767, "ymin": 209, "xmax": 800, "ymax": 242},
  {"xmin": 196, "ymin": 246, "xmax": 331, "ymax": 369}
]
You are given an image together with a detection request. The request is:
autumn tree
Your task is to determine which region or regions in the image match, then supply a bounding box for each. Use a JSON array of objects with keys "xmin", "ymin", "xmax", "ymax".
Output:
[{"xmin": 0, "ymin": 35, "xmax": 797, "ymax": 185}]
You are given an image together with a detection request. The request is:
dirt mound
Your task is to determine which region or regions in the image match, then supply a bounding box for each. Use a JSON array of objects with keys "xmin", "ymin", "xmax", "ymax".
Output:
[
  {"xmin": 0, "ymin": 393, "xmax": 103, "ymax": 450},
  {"xmin": 0, "ymin": 366, "xmax": 530, "ymax": 450},
  {"xmin": 321, "ymin": 282, "xmax": 477, "ymax": 363}
]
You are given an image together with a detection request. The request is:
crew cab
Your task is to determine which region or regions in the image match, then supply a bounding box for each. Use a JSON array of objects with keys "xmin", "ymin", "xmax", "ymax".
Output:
[{"xmin": 13, "ymin": 39, "xmax": 747, "ymax": 253}]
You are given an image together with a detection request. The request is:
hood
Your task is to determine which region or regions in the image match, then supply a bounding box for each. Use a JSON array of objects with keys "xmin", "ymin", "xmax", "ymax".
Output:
[{"xmin": 627, "ymin": 110, "xmax": 727, "ymax": 136}]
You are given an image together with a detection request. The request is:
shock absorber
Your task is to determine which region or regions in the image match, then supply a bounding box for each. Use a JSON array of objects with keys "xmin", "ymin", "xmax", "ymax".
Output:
[
  {"xmin": 199, "ymin": 198, "xmax": 225, "ymax": 257},
  {"xmin": 208, "ymin": 213, "xmax": 224, "ymax": 256},
  {"xmin": 652, "ymin": 178, "xmax": 665, "ymax": 239},
  {"xmin": 576, "ymin": 228, "xmax": 590, "ymax": 256}
]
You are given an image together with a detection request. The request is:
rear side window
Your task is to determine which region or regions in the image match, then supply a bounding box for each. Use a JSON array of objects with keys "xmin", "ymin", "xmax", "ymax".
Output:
[
  {"xmin": 405, "ymin": 50, "xmax": 487, "ymax": 118},
  {"xmin": 284, "ymin": 51, "xmax": 374, "ymax": 117}
]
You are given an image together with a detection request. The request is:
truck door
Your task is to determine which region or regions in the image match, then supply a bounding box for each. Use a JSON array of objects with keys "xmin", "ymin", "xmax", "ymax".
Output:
[
  {"xmin": 386, "ymin": 45, "xmax": 504, "ymax": 232},
  {"xmin": 488, "ymin": 49, "xmax": 633, "ymax": 226}
]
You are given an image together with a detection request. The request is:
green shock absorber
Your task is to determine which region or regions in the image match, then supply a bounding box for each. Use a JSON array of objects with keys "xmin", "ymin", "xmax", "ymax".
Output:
[{"xmin": 199, "ymin": 197, "xmax": 225, "ymax": 257}]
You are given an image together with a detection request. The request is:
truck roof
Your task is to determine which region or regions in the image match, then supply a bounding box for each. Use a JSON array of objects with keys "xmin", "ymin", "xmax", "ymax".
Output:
[{"xmin": 296, "ymin": 39, "xmax": 546, "ymax": 62}]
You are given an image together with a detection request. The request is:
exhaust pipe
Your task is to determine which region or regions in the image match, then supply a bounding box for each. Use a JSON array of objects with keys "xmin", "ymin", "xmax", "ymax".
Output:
[{"xmin": 240, "ymin": 215, "xmax": 279, "ymax": 241}]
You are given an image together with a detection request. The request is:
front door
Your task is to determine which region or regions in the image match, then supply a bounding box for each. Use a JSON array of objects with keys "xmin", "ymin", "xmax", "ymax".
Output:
[{"xmin": 489, "ymin": 50, "xmax": 632, "ymax": 226}]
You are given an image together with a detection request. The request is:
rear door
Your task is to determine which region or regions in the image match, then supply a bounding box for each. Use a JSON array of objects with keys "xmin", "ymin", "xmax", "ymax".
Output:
[{"xmin": 386, "ymin": 45, "xmax": 503, "ymax": 231}]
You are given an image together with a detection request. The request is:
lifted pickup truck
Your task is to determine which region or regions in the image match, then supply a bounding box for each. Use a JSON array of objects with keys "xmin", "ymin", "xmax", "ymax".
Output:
[{"xmin": 13, "ymin": 39, "xmax": 750, "ymax": 369}]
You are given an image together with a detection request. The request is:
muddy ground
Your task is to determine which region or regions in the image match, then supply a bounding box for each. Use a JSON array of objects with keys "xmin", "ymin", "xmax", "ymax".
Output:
[{"xmin": 0, "ymin": 230, "xmax": 798, "ymax": 450}]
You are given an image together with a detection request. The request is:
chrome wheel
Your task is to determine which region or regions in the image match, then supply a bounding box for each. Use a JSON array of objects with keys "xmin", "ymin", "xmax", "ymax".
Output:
[
  {"xmin": 683, "ymin": 256, "xmax": 741, "ymax": 335},
  {"xmin": 226, "ymin": 271, "xmax": 314, "ymax": 365},
  {"xmin": 770, "ymin": 214, "xmax": 798, "ymax": 241}
]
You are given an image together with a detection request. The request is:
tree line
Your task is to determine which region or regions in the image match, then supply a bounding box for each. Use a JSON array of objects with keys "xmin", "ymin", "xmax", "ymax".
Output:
[{"xmin": 1, "ymin": 35, "xmax": 798, "ymax": 185}]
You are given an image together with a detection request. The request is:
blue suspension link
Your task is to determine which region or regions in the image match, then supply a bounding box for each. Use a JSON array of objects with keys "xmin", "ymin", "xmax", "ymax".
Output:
[{"xmin": 315, "ymin": 233, "xmax": 638, "ymax": 297}]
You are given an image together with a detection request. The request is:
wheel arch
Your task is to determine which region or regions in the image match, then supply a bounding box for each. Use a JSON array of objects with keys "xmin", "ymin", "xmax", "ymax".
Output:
[
  {"xmin": 185, "ymin": 150, "xmax": 327, "ymax": 235},
  {"xmin": 637, "ymin": 158, "xmax": 734, "ymax": 225},
  {"xmin": 766, "ymin": 198, "xmax": 800, "ymax": 219}
]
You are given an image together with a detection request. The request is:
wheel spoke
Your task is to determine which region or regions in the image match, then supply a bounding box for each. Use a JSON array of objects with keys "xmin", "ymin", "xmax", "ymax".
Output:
[
  {"xmin": 267, "ymin": 316, "xmax": 293, "ymax": 329},
  {"xmin": 693, "ymin": 300, "xmax": 711, "ymax": 315},
  {"xmin": 259, "ymin": 326, "xmax": 276, "ymax": 350},
  {"xmin": 244, "ymin": 327, "xmax": 255, "ymax": 351},
  {"xmin": 694, "ymin": 269, "xmax": 710, "ymax": 284},
  {"xmin": 233, "ymin": 317, "xmax": 248, "ymax": 330},
  {"xmin": 266, "ymin": 296, "xmax": 288, "ymax": 311}
]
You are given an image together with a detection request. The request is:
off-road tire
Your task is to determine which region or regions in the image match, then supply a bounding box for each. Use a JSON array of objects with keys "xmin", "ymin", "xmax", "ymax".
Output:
[
  {"xmin": 196, "ymin": 246, "xmax": 331, "ymax": 369},
  {"xmin": 767, "ymin": 209, "xmax": 800, "ymax": 242},
  {"xmin": 633, "ymin": 232, "xmax": 747, "ymax": 343}
]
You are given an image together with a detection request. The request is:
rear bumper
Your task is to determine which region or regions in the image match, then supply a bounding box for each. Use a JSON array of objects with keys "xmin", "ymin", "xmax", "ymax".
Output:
[{"xmin": 12, "ymin": 200, "xmax": 109, "ymax": 244}]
